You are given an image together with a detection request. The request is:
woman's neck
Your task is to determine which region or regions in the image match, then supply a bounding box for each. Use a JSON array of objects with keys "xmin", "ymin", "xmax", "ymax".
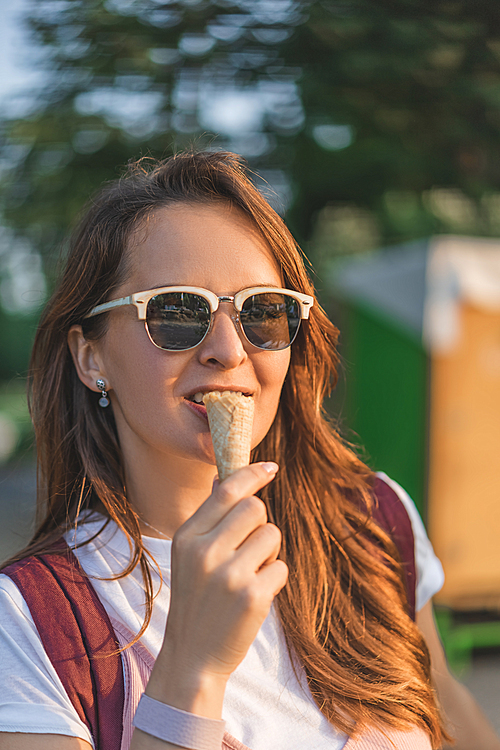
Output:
[{"xmin": 123, "ymin": 448, "xmax": 217, "ymax": 540}]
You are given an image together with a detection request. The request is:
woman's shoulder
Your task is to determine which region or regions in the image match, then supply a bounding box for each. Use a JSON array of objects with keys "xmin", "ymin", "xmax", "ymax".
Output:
[
  {"xmin": 374, "ymin": 472, "xmax": 445, "ymax": 611},
  {"xmin": 374, "ymin": 472, "xmax": 425, "ymax": 534},
  {"xmin": 0, "ymin": 536, "xmax": 126, "ymax": 748},
  {"xmin": 0, "ymin": 569, "xmax": 95, "ymax": 747},
  {"xmin": 0, "ymin": 571, "xmax": 35, "ymax": 621}
]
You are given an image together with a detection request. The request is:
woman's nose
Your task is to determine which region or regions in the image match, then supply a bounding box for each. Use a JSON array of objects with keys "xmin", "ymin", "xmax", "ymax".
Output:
[{"xmin": 197, "ymin": 305, "xmax": 247, "ymax": 369}]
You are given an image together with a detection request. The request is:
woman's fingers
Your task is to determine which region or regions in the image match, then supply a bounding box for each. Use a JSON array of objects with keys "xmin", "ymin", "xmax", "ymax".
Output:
[
  {"xmin": 206, "ymin": 494, "xmax": 268, "ymax": 552},
  {"xmin": 181, "ymin": 462, "xmax": 278, "ymax": 536},
  {"xmin": 162, "ymin": 460, "xmax": 286, "ymax": 685},
  {"xmin": 231, "ymin": 517, "xmax": 282, "ymax": 570},
  {"xmin": 256, "ymin": 558, "xmax": 289, "ymax": 597},
  {"xmin": 174, "ymin": 463, "xmax": 280, "ymax": 576}
]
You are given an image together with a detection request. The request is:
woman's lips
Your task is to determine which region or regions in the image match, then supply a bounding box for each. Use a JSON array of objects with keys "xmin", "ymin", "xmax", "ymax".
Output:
[{"xmin": 184, "ymin": 398, "xmax": 208, "ymax": 420}]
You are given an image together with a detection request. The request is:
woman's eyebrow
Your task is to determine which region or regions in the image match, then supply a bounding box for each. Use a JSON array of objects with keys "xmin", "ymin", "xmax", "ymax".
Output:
[
  {"xmin": 145, "ymin": 283, "xmax": 286, "ymax": 292},
  {"xmin": 240, "ymin": 283, "xmax": 285, "ymax": 289}
]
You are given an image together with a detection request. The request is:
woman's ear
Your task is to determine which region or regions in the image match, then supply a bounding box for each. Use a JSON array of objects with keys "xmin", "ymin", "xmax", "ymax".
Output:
[{"xmin": 67, "ymin": 325, "xmax": 107, "ymax": 393}]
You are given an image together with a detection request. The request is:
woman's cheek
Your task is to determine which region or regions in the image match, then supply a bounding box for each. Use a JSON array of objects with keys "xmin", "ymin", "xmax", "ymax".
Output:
[{"xmin": 252, "ymin": 355, "xmax": 289, "ymax": 447}]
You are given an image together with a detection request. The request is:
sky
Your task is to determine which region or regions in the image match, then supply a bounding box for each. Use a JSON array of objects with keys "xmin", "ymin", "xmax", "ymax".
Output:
[
  {"xmin": 0, "ymin": 0, "xmax": 295, "ymax": 312},
  {"xmin": 0, "ymin": 0, "xmax": 42, "ymax": 117},
  {"xmin": 0, "ymin": 0, "xmax": 47, "ymax": 315}
]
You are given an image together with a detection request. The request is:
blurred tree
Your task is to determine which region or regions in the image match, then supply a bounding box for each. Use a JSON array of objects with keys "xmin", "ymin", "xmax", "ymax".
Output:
[{"xmin": 2, "ymin": 0, "xmax": 500, "ymax": 301}]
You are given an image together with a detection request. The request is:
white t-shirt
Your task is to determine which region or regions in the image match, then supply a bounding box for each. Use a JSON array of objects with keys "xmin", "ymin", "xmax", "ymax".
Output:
[{"xmin": 0, "ymin": 474, "xmax": 444, "ymax": 749}]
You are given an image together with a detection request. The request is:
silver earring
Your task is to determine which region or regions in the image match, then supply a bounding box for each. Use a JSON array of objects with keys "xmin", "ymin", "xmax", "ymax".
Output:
[{"xmin": 96, "ymin": 378, "xmax": 109, "ymax": 408}]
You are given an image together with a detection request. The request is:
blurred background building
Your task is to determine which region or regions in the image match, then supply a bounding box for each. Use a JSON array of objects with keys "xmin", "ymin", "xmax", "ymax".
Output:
[
  {"xmin": 331, "ymin": 236, "xmax": 500, "ymax": 673},
  {"xmin": 1, "ymin": 0, "xmax": 500, "ymax": 726}
]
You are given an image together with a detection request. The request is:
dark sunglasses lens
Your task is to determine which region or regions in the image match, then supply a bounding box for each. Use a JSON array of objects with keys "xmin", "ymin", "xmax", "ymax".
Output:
[
  {"xmin": 240, "ymin": 293, "xmax": 300, "ymax": 350},
  {"xmin": 146, "ymin": 292, "xmax": 211, "ymax": 350}
]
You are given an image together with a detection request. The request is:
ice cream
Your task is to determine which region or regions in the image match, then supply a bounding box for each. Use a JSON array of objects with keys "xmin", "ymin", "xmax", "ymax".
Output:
[{"xmin": 203, "ymin": 391, "xmax": 255, "ymax": 482}]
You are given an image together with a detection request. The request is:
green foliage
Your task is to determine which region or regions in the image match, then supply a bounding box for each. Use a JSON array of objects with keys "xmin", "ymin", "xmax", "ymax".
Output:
[
  {"xmin": 0, "ymin": 309, "xmax": 38, "ymax": 380},
  {"xmin": 0, "ymin": 379, "xmax": 33, "ymax": 463},
  {"xmin": 3, "ymin": 0, "xmax": 500, "ymax": 378}
]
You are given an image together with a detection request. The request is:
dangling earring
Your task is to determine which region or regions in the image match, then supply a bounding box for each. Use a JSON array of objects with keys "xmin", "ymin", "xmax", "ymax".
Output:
[{"xmin": 96, "ymin": 378, "xmax": 109, "ymax": 408}]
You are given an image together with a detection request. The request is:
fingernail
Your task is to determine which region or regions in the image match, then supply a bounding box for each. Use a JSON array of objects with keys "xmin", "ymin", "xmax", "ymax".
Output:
[{"xmin": 261, "ymin": 462, "xmax": 279, "ymax": 474}]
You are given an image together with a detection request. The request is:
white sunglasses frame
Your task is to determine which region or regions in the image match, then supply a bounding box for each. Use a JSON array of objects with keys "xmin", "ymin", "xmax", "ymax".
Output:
[{"xmin": 85, "ymin": 286, "xmax": 314, "ymax": 351}]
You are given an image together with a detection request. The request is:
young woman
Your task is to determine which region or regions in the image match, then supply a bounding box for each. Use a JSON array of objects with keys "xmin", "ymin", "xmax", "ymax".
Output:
[{"xmin": 0, "ymin": 151, "xmax": 498, "ymax": 750}]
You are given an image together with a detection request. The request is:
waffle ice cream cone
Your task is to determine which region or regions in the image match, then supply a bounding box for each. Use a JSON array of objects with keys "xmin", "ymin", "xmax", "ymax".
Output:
[{"xmin": 203, "ymin": 391, "xmax": 254, "ymax": 482}]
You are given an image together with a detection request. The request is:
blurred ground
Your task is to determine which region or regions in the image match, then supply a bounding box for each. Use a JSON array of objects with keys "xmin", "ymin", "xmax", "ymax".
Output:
[{"xmin": 0, "ymin": 460, "xmax": 499, "ymax": 733}]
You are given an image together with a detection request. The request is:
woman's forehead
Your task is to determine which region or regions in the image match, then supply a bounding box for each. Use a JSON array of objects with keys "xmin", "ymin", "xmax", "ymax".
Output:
[{"xmin": 125, "ymin": 203, "xmax": 283, "ymax": 290}]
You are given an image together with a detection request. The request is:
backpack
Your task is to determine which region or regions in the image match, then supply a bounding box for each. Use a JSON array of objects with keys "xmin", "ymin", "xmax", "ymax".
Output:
[{"xmin": 2, "ymin": 476, "xmax": 417, "ymax": 750}]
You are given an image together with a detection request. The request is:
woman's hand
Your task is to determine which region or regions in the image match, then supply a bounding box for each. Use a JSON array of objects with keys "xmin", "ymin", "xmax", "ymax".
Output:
[{"xmin": 143, "ymin": 461, "xmax": 288, "ymax": 720}]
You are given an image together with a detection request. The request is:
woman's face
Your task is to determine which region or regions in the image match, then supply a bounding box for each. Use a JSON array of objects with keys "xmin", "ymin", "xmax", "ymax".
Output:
[{"xmin": 94, "ymin": 202, "xmax": 291, "ymax": 471}]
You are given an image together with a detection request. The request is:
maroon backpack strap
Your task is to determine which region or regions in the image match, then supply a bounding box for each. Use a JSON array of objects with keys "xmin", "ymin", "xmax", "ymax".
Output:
[
  {"xmin": 3, "ymin": 539, "xmax": 124, "ymax": 750},
  {"xmin": 371, "ymin": 476, "xmax": 416, "ymax": 621}
]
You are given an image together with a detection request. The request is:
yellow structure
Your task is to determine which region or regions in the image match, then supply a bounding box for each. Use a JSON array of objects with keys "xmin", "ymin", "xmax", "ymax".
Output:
[{"xmin": 426, "ymin": 237, "xmax": 500, "ymax": 610}]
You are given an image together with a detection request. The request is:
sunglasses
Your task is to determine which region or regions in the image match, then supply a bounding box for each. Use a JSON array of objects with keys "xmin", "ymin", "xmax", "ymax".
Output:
[{"xmin": 85, "ymin": 286, "xmax": 314, "ymax": 352}]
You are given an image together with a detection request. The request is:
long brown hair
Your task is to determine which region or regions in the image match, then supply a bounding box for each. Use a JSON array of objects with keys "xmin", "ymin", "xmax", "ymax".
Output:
[{"xmin": 5, "ymin": 151, "xmax": 447, "ymax": 746}]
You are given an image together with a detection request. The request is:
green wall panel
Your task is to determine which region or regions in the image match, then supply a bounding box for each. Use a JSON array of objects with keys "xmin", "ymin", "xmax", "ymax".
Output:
[{"xmin": 338, "ymin": 301, "xmax": 428, "ymax": 518}]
